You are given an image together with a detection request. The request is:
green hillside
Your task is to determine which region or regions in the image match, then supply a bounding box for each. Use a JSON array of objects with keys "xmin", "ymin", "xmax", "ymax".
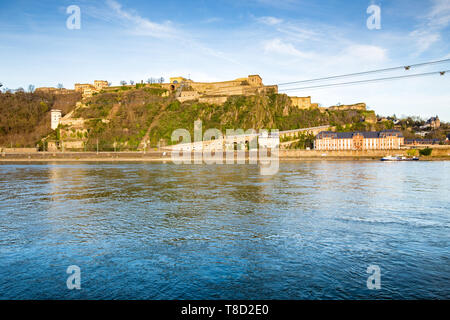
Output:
[
  {"xmin": 72, "ymin": 87, "xmax": 377, "ymax": 151},
  {"xmin": 1, "ymin": 86, "xmax": 385, "ymax": 150},
  {"xmin": 0, "ymin": 91, "xmax": 81, "ymax": 147}
]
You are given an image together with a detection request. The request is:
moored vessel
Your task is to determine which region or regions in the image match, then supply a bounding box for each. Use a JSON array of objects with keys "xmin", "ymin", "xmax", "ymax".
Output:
[{"xmin": 381, "ymin": 155, "xmax": 419, "ymax": 161}]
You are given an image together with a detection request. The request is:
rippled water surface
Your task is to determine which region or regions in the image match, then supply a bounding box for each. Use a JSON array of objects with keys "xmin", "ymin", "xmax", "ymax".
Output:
[{"xmin": 0, "ymin": 161, "xmax": 449, "ymax": 299}]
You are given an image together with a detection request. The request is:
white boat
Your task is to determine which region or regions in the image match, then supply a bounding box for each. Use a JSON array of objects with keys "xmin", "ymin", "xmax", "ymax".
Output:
[
  {"xmin": 381, "ymin": 155, "xmax": 419, "ymax": 161},
  {"xmin": 381, "ymin": 155, "xmax": 400, "ymax": 161}
]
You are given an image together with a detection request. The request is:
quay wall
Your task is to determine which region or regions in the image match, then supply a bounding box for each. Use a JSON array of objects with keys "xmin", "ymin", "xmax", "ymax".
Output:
[{"xmin": 1, "ymin": 148, "xmax": 450, "ymax": 161}]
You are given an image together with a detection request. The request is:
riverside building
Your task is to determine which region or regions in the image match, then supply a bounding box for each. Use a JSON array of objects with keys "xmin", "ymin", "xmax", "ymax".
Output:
[{"xmin": 314, "ymin": 130, "xmax": 404, "ymax": 151}]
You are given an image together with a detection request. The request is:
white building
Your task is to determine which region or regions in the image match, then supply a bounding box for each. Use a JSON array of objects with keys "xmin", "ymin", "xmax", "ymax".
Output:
[
  {"xmin": 314, "ymin": 130, "xmax": 404, "ymax": 151},
  {"xmin": 51, "ymin": 109, "xmax": 62, "ymax": 130}
]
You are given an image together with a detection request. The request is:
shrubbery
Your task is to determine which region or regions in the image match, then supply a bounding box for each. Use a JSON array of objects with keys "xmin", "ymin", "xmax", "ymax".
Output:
[
  {"xmin": 419, "ymin": 147, "xmax": 432, "ymax": 156},
  {"xmin": 0, "ymin": 91, "xmax": 81, "ymax": 147}
]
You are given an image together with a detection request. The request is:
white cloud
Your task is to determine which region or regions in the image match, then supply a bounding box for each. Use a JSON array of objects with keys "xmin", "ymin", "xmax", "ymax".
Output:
[
  {"xmin": 427, "ymin": 0, "xmax": 450, "ymax": 28},
  {"xmin": 256, "ymin": 16, "xmax": 283, "ymax": 25},
  {"xmin": 409, "ymin": 29, "xmax": 441, "ymax": 53},
  {"xmin": 263, "ymin": 38, "xmax": 313, "ymax": 58},
  {"xmin": 202, "ymin": 17, "xmax": 223, "ymax": 24},
  {"xmin": 252, "ymin": 0, "xmax": 300, "ymax": 8},
  {"xmin": 409, "ymin": 0, "xmax": 450, "ymax": 54},
  {"xmin": 106, "ymin": 0, "xmax": 177, "ymax": 38},
  {"xmin": 276, "ymin": 24, "xmax": 321, "ymax": 42},
  {"xmin": 103, "ymin": 0, "xmax": 239, "ymax": 65},
  {"xmin": 345, "ymin": 45, "xmax": 388, "ymax": 63}
]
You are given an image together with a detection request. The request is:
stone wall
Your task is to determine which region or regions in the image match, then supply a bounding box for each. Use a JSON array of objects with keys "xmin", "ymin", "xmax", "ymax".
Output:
[
  {"xmin": 35, "ymin": 88, "xmax": 75, "ymax": 95},
  {"xmin": 328, "ymin": 103, "xmax": 366, "ymax": 111},
  {"xmin": 2, "ymin": 148, "xmax": 449, "ymax": 161},
  {"xmin": 0, "ymin": 148, "xmax": 38, "ymax": 153},
  {"xmin": 199, "ymin": 96, "xmax": 228, "ymax": 105},
  {"xmin": 290, "ymin": 96, "xmax": 312, "ymax": 109},
  {"xmin": 168, "ymin": 75, "xmax": 276, "ymax": 99},
  {"xmin": 60, "ymin": 118, "xmax": 86, "ymax": 127},
  {"xmin": 74, "ymin": 83, "xmax": 93, "ymax": 92},
  {"xmin": 94, "ymin": 80, "xmax": 108, "ymax": 90},
  {"xmin": 177, "ymin": 91, "xmax": 200, "ymax": 102},
  {"xmin": 62, "ymin": 141, "xmax": 85, "ymax": 150}
]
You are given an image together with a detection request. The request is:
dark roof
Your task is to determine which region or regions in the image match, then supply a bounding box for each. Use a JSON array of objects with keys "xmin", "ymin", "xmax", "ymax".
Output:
[
  {"xmin": 316, "ymin": 130, "xmax": 403, "ymax": 139},
  {"xmin": 427, "ymin": 116, "xmax": 439, "ymax": 123},
  {"xmin": 405, "ymin": 139, "xmax": 440, "ymax": 144}
]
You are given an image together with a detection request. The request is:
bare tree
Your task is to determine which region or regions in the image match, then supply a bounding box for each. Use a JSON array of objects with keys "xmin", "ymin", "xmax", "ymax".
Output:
[
  {"xmin": 28, "ymin": 84, "xmax": 35, "ymax": 93},
  {"xmin": 120, "ymin": 80, "xmax": 127, "ymax": 86},
  {"xmin": 158, "ymin": 77, "xmax": 165, "ymax": 84},
  {"xmin": 57, "ymin": 83, "xmax": 64, "ymax": 89},
  {"xmin": 108, "ymin": 82, "xmax": 112, "ymax": 87},
  {"xmin": 130, "ymin": 80, "xmax": 135, "ymax": 85},
  {"xmin": 147, "ymin": 78, "xmax": 153, "ymax": 84}
]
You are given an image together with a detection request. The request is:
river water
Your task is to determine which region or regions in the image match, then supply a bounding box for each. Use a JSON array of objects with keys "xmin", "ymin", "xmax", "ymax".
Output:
[{"xmin": 0, "ymin": 161, "xmax": 449, "ymax": 299}]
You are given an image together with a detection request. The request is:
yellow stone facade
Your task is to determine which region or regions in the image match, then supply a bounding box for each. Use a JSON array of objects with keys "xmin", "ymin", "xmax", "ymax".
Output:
[
  {"xmin": 74, "ymin": 80, "xmax": 109, "ymax": 98},
  {"xmin": 165, "ymin": 75, "xmax": 278, "ymax": 104}
]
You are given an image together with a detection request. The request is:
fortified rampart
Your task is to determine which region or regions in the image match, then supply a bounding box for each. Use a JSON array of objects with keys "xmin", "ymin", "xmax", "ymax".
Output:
[
  {"xmin": 74, "ymin": 80, "xmax": 109, "ymax": 98},
  {"xmin": 289, "ymin": 96, "xmax": 320, "ymax": 110},
  {"xmin": 328, "ymin": 103, "xmax": 366, "ymax": 111},
  {"xmin": 165, "ymin": 75, "xmax": 278, "ymax": 105},
  {"xmin": 35, "ymin": 87, "xmax": 74, "ymax": 94}
]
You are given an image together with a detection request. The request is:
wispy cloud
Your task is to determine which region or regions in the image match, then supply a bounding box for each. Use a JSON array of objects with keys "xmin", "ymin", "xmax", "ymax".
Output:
[
  {"xmin": 263, "ymin": 38, "xmax": 313, "ymax": 58},
  {"xmin": 256, "ymin": 16, "xmax": 283, "ymax": 25},
  {"xmin": 105, "ymin": 0, "xmax": 177, "ymax": 38},
  {"xmin": 409, "ymin": 0, "xmax": 450, "ymax": 54},
  {"xmin": 343, "ymin": 45, "xmax": 388, "ymax": 63},
  {"xmin": 251, "ymin": 0, "xmax": 301, "ymax": 8},
  {"xmin": 427, "ymin": 0, "xmax": 450, "ymax": 27},
  {"xmin": 201, "ymin": 17, "xmax": 223, "ymax": 24},
  {"xmin": 103, "ymin": 0, "xmax": 239, "ymax": 64},
  {"xmin": 409, "ymin": 29, "xmax": 441, "ymax": 53}
]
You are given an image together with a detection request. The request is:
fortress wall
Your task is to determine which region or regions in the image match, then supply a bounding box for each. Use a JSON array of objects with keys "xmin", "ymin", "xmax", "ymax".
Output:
[
  {"xmin": 190, "ymin": 81, "xmax": 246, "ymax": 93},
  {"xmin": 60, "ymin": 119, "xmax": 86, "ymax": 127},
  {"xmin": 166, "ymin": 75, "xmax": 271, "ymax": 97},
  {"xmin": 94, "ymin": 80, "xmax": 108, "ymax": 90},
  {"xmin": 199, "ymin": 96, "xmax": 228, "ymax": 105},
  {"xmin": 177, "ymin": 91, "xmax": 200, "ymax": 102},
  {"xmin": 35, "ymin": 88, "xmax": 75, "ymax": 94},
  {"xmin": 290, "ymin": 96, "xmax": 312, "ymax": 109},
  {"xmin": 74, "ymin": 84, "xmax": 94, "ymax": 92},
  {"xmin": 328, "ymin": 103, "xmax": 366, "ymax": 111},
  {"xmin": 261, "ymin": 85, "xmax": 278, "ymax": 94},
  {"xmin": 207, "ymin": 86, "xmax": 248, "ymax": 96}
]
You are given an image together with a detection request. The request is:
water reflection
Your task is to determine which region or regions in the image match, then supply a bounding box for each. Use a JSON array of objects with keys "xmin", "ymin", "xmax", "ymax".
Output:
[{"xmin": 0, "ymin": 161, "xmax": 449, "ymax": 299}]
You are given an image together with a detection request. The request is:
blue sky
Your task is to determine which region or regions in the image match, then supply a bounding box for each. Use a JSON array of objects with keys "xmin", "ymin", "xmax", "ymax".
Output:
[{"xmin": 1, "ymin": 0, "xmax": 449, "ymax": 120}]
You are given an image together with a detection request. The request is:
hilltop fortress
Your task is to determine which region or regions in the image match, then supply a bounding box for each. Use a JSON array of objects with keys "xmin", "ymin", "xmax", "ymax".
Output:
[
  {"xmin": 164, "ymin": 75, "xmax": 278, "ymax": 104},
  {"xmin": 36, "ymin": 75, "xmax": 368, "ymax": 113},
  {"xmin": 25, "ymin": 74, "xmax": 383, "ymax": 153},
  {"xmin": 74, "ymin": 80, "xmax": 109, "ymax": 98},
  {"xmin": 48, "ymin": 75, "xmax": 327, "ymax": 110}
]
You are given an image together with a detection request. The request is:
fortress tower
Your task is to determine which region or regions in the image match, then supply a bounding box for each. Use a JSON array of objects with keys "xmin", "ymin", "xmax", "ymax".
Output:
[{"xmin": 51, "ymin": 109, "xmax": 62, "ymax": 130}]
